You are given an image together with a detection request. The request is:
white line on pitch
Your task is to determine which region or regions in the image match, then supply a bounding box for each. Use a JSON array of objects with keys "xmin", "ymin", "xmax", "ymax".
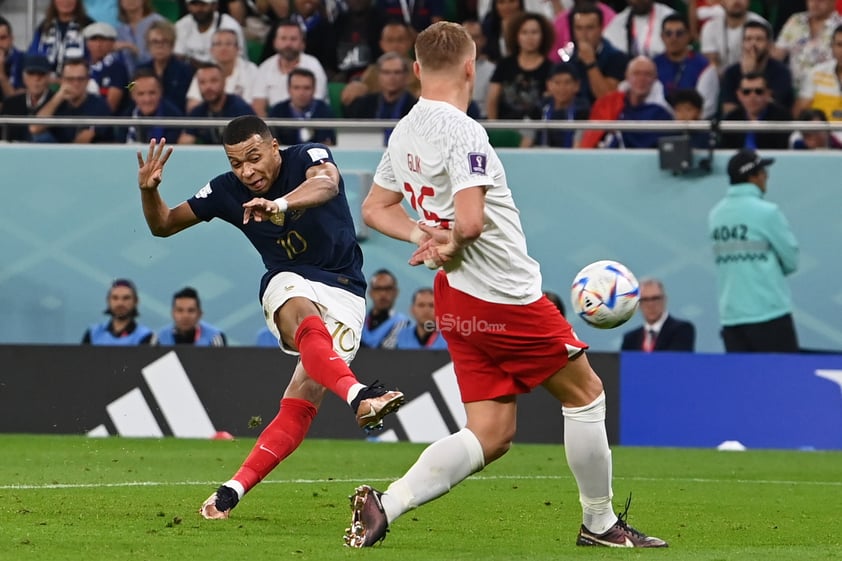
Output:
[{"xmin": 2, "ymin": 474, "xmax": 842, "ymax": 491}]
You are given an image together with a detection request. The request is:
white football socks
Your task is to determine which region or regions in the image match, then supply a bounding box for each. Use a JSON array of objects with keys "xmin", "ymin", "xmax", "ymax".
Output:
[
  {"xmin": 380, "ymin": 428, "xmax": 485, "ymax": 525},
  {"xmin": 562, "ymin": 392, "xmax": 617, "ymax": 535},
  {"xmin": 346, "ymin": 383, "xmax": 366, "ymax": 405}
]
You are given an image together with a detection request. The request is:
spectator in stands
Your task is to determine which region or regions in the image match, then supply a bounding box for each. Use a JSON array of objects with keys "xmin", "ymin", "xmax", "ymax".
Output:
[
  {"xmin": 115, "ymin": 0, "xmax": 166, "ymax": 76},
  {"xmin": 28, "ymin": 0, "xmax": 93, "ymax": 77},
  {"xmin": 395, "ymin": 288, "xmax": 448, "ymax": 350},
  {"xmin": 654, "ymin": 13, "xmax": 719, "ymax": 118},
  {"xmin": 621, "ymin": 278, "xmax": 695, "ymax": 352},
  {"xmin": 789, "ymin": 107, "xmax": 842, "ymax": 149},
  {"xmin": 116, "ymin": 67, "xmax": 184, "ymax": 143},
  {"xmin": 345, "ymin": 52, "xmax": 417, "ymax": 145},
  {"xmin": 174, "ymin": 0, "xmax": 246, "ymax": 66},
  {"xmin": 83, "ymin": 22, "xmax": 130, "ymax": 114},
  {"xmin": 720, "ymin": 21, "xmax": 794, "ymax": 115},
  {"xmin": 139, "ymin": 20, "xmax": 195, "ymax": 113},
  {"xmin": 330, "ymin": 0, "xmax": 381, "ymax": 83},
  {"xmin": 376, "ymin": 0, "xmax": 444, "ymax": 35},
  {"xmin": 580, "ymin": 55, "xmax": 673, "ymax": 148},
  {"xmin": 794, "ymin": 23, "xmax": 842, "ymax": 119},
  {"xmin": 340, "ymin": 20, "xmax": 418, "ymax": 108},
  {"xmin": 157, "ymin": 286, "xmax": 227, "ymax": 346},
  {"xmin": 481, "ymin": 0, "xmax": 525, "ymax": 62},
  {"xmin": 463, "ymin": 19, "xmax": 496, "ymax": 118},
  {"xmin": 268, "ymin": 67, "xmax": 336, "ymax": 146},
  {"xmin": 533, "ymin": 62, "xmax": 590, "ymax": 147},
  {"xmin": 185, "ymin": 28, "xmax": 259, "ymax": 112},
  {"xmin": 361, "ymin": 269, "xmax": 410, "ymax": 349},
  {"xmin": 252, "ymin": 20, "xmax": 328, "ymax": 116},
  {"xmin": 567, "ymin": 2, "xmax": 628, "ymax": 106},
  {"xmin": 486, "ymin": 12, "xmax": 555, "ymax": 124},
  {"xmin": 542, "ymin": 289, "xmax": 566, "ymax": 317},
  {"xmin": 290, "ymin": 0, "xmax": 336, "ymax": 75},
  {"xmin": 81, "ymin": 279, "xmax": 156, "ymax": 345},
  {"xmin": 773, "ymin": 0, "xmax": 842, "ymax": 92},
  {"xmin": 700, "ymin": 0, "xmax": 769, "ymax": 72},
  {"xmin": 603, "ymin": 0, "xmax": 674, "ymax": 57},
  {"xmin": 29, "ymin": 57, "xmax": 112, "ymax": 143},
  {"xmin": 709, "ymin": 149, "xmax": 800, "ymax": 353},
  {"xmin": 229, "ymin": 0, "xmax": 287, "ymax": 48},
  {"xmin": 0, "ymin": 54, "xmax": 54, "ymax": 141},
  {"xmin": 179, "ymin": 62, "xmax": 255, "ymax": 144},
  {"xmin": 720, "ymin": 71, "xmax": 791, "ymax": 150},
  {"xmin": 669, "ymin": 88, "xmax": 711, "ymax": 148},
  {"xmin": 550, "ymin": 0, "xmax": 615, "ymax": 63},
  {"xmin": 0, "ymin": 16, "xmax": 25, "ymax": 104}
]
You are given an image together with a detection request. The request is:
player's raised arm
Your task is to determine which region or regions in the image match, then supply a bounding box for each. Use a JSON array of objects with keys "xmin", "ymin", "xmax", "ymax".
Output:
[
  {"xmin": 137, "ymin": 138, "xmax": 201, "ymax": 237},
  {"xmin": 361, "ymin": 183, "xmax": 428, "ymax": 245},
  {"xmin": 242, "ymin": 161, "xmax": 342, "ymax": 224}
]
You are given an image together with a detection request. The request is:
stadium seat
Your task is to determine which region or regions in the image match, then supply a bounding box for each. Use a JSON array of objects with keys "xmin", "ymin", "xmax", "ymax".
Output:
[
  {"xmin": 486, "ymin": 129, "xmax": 522, "ymax": 148},
  {"xmin": 328, "ymin": 82, "xmax": 345, "ymax": 118},
  {"xmin": 247, "ymin": 40, "xmax": 264, "ymax": 64},
  {"xmin": 152, "ymin": 0, "xmax": 180, "ymax": 22}
]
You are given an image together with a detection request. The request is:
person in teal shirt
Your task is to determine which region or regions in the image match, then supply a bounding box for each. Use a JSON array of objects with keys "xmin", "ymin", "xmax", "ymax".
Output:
[{"xmin": 708, "ymin": 149, "xmax": 799, "ymax": 353}]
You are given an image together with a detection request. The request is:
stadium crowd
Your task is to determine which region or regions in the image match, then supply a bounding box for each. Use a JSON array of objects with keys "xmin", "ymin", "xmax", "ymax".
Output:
[{"xmin": 1, "ymin": 0, "xmax": 840, "ymax": 149}]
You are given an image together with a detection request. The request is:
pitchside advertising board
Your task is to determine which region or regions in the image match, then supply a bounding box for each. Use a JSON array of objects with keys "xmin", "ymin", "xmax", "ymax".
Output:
[
  {"xmin": 621, "ymin": 352, "xmax": 842, "ymax": 450},
  {"xmin": 0, "ymin": 346, "xmax": 619, "ymax": 444}
]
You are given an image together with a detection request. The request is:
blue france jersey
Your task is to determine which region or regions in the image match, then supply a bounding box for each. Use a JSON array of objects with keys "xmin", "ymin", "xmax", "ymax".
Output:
[{"xmin": 187, "ymin": 143, "xmax": 365, "ymax": 301}]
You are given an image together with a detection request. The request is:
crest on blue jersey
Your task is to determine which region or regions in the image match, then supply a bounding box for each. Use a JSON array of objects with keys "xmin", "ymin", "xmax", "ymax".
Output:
[{"xmin": 468, "ymin": 152, "xmax": 487, "ymax": 175}]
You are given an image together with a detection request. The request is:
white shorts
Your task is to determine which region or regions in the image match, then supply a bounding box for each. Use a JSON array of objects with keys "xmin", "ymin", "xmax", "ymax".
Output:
[{"xmin": 261, "ymin": 271, "xmax": 365, "ymax": 364}]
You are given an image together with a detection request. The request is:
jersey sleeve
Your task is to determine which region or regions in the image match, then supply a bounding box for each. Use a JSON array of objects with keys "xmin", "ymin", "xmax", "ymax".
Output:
[
  {"xmin": 373, "ymin": 149, "xmax": 400, "ymax": 192},
  {"xmin": 294, "ymin": 143, "xmax": 337, "ymax": 173},
  {"xmin": 186, "ymin": 177, "xmax": 224, "ymax": 221},
  {"xmin": 444, "ymin": 119, "xmax": 493, "ymax": 194}
]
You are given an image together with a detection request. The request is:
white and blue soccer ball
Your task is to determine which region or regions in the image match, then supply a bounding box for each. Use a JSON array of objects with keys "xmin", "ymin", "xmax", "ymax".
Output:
[{"xmin": 570, "ymin": 260, "xmax": 640, "ymax": 329}]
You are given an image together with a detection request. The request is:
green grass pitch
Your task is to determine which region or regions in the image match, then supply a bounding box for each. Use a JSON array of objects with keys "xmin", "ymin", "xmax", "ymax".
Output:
[{"xmin": 2, "ymin": 434, "xmax": 841, "ymax": 560}]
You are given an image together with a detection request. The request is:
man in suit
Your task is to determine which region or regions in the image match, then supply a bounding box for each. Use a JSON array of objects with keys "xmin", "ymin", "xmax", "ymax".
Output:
[{"xmin": 621, "ymin": 278, "xmax": 695, "ymax": 352}]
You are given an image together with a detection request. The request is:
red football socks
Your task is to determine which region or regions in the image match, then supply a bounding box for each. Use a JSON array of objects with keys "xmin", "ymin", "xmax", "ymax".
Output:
[
  {"xmin": 232, "ymin": 397, "xmax": 317, "ymax": 492},
  {"xmin": 293, "ymin": 315, "xmax": 358, "ymax": 399}
]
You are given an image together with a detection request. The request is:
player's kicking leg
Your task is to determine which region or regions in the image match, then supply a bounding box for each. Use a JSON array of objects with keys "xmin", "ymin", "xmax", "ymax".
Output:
[{"xmin": 542, "ymin": 353, "xmax": 667, "ymax": 548}]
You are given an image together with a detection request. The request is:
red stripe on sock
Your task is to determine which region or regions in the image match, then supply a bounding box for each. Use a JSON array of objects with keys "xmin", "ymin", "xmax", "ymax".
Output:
[
  {"xmin": 293, "ymin": 315, "xmax": 358, "ymax": 399},
  {"xmin": 232, "ymin": 397, "xmax": 318, "ymax": 493}
]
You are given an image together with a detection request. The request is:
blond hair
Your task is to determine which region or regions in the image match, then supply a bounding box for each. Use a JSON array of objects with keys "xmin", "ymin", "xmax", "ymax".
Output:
[{"xmin": 415, "ymin": 22, "xmax": 474, "ymax": 73}]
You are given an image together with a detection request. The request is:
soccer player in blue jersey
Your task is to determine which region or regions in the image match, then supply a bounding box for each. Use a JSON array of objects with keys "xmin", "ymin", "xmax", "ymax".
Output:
[{"xmin": 135, "ymin": 115, "xmax": 405, "ymax": 520}]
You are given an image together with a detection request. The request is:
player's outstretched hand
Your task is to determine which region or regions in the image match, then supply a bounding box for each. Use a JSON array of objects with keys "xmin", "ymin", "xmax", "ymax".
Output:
[
  {"xmin": 243, "ymin": 198, "xmax": 283, "ymax": 224},
  {"xmin": 137, "ymin": 138, "xmax": 173, "ymax": 190}
]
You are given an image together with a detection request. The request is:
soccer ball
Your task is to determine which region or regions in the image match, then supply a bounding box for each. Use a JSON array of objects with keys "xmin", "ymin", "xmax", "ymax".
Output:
[{"xmin": 570, "ymin": 260, "xmax": 640, "ymax": 329}]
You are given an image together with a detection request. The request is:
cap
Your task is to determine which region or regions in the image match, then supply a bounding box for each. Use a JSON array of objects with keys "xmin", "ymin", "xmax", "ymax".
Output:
[
  {"xmin": 727, "ymin": 149, "xmax": 775, "ymax": 185},
  {"xmin": 83, "ymin": 22, "xmax": 118, "ymax": 40},
  {"xmin": 23, "ymin": 54, "xmax": 51, "ymax": 74}
]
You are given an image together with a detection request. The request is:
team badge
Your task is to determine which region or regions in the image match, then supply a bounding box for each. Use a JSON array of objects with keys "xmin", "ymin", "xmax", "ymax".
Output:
[{"xmin": 468, "ymin": 152, "xmax": 487, "ymax": 175}]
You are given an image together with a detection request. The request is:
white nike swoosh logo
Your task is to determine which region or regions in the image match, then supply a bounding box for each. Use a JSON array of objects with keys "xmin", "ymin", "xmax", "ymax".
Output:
[
  {"xmin": 259, "ymin": 444, "xmax": 279, "ymax": 459},
  {"xmin": 329, "ymin": 356, "xmax": 341, "ymax": 361}
]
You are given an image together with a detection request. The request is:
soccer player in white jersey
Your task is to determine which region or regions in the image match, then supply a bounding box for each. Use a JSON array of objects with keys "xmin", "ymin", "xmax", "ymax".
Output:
[{"xmin": 343, "ymin": 21, "xmax": 668, "ymax": 549}]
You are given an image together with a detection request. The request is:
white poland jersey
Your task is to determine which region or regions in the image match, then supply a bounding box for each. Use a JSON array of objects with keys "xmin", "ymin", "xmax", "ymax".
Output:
[{"xmin": 373, "ymin": 97, "xmax": 543, "ymax": 305}]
